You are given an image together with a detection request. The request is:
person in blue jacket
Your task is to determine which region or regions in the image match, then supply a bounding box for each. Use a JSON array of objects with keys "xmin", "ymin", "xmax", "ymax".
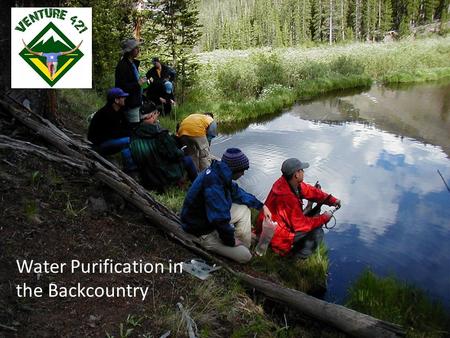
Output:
[{"xmin": 180, "ymin": 148, "xmax": 271, "ymax": 263}]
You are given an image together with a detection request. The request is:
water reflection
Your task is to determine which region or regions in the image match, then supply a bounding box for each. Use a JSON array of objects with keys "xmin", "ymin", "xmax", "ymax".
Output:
[
  {"xmin": 290, "ymin": 81, "xmax": 450, "ymax": 156},
  {"xmin": 211, "ymin": 83, "xmax": 450, "ymax": 306}
]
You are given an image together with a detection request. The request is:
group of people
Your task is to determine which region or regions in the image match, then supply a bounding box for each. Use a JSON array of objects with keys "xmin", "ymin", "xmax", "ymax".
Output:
[
  {"xmin": 88, "ymin": 38, "xmax": 216, "ymax": 192},
  {"xmin": 114, "ymin": 38, "xmax": 176, "ymax": 124},
  {"xmin": 180, "ymin": 150, "xmax": 341, "ymax": 263},
  {"xmin": 87, "ymin": 37, "xmax": 341, "ymax": 263}
]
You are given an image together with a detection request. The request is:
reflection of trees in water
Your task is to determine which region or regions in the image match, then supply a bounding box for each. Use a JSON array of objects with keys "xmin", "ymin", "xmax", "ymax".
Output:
[
  {"xmin": 440, "ymin": 87, "xmax": 449, "ymax": 122},
  {"xmin": 337, "ymin": 98, "xmax": 361, "ymax": 120}
]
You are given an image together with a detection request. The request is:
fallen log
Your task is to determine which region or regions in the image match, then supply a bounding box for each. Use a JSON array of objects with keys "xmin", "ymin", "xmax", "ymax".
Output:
[{"xmin": 0, "ymin": 96, "xmax": 405, "ymax": 337}]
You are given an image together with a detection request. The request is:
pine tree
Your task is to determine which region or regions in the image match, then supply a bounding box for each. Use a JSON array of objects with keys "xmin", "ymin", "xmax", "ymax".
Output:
[
  {"xmin": 143, "ymin": 0, "xmax": 202, "ymax": 102},
  {"xmin": 380, "ymin": 0, "xmax": 393, "ymax": 32},
  {"xmin": 354, "ymin": 0, "xmax": 363, "ymax": 40},
  {"xmin": 312, "ymin": 0, "xmax": 325, "ymax": 41}
]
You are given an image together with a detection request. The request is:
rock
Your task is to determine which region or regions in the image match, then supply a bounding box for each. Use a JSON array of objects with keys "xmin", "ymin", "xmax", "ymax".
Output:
[{"xmin": 88, "ymin": 196, "xmax": 108, "ymax": 214}]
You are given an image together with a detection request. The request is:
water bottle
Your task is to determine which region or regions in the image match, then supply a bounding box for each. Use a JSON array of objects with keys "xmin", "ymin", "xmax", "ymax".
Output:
[{"xmin": 255, "ymin": 218, "xmax": 277, "ymax": 256}]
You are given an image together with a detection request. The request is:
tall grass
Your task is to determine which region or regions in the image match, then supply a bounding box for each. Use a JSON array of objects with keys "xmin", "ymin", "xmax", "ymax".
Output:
[
  {"xmin": 174, "ymin": 36, "xmax": 450, "ymax": 126},
  {"xmin": 346, "ymin": 270, "xmax": 450, "ymax": 338}
]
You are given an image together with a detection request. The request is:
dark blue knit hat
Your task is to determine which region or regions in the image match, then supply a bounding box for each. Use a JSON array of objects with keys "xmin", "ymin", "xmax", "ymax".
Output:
[{"xmin": 221, "ymin": 148, "xmax": 249, "ymax": 173}]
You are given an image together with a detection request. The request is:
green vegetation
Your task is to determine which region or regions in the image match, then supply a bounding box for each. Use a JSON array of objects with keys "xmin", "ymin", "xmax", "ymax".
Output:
[
  {"xmin": 105, "ymin": 314, "xmax": 146, "ymax": 338},
  {"xmin": 168, "ymin": 37, "xmax": 449, "ymax": 126},
  {"xmin": 59, "ymin": 88, "xmax": 104, "ymax": 122},
  {"xmin": 251, "ymin": 243, "xmax": 329, "ymax": 293},
  {"xmin": 153, "ymin": 185, "xmax": 186, "ymax": 214},
  {"xmin": 346, "ymin": 270, "xmax": 450, "ymax": 338},
  {"xmin": 199, "ymin": 0, "xmax": 449, "ymax": 50}
]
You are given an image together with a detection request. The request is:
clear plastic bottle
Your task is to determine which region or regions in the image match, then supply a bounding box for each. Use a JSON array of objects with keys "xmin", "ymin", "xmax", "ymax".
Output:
[{"xmin": 255, "ymin": 219, "xmax": 277, "ymax": 256}]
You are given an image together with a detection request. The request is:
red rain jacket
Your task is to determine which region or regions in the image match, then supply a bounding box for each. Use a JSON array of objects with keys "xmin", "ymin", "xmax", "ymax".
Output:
[{"xmin": 256, "ymin": 177, "xmax": 337, "ymax": 256}]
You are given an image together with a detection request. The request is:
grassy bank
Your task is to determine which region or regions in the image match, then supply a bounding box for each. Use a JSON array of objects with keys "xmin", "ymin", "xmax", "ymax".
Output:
[
  {"xmin": 346, "ymin": 270, "xmax": 450, "ymax": 337},
  {"xmin": 251, "ymin": 243, "xmax": 329, "ymax": 294},
  {"xmin": 172, "ymin": 36, "xmax": 450, "ymax": 127},
  {"xmin": 59, "ymin": 36, "xmax": 450, "ymax": 133}
]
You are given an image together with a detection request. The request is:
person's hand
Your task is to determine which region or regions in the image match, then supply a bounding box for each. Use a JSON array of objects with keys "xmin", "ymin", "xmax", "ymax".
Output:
[
  {"xmin": 334, "ymin": 199, "xmax": 341, "ymax": 209},
  {"xmin": 170, "ymin": 99, "xmax": 175, "ymax": 105},
  {"xmin": 235, "ymin": 238, "xmax": 244, "ymax": 247},
  {"xmin": 322, "ymin": 211, "xmax": 333, "ymax": 222},
  {"xmin": 138, "ymin": 76, "xmax": 147, "ymax": 85},
  {"xmin": 159, "ymin": 97, "xmax": 167, "ymax": 104},
  {"xmin": 262, "ymin": 205, "xmax": 272, "ymax": 220}
]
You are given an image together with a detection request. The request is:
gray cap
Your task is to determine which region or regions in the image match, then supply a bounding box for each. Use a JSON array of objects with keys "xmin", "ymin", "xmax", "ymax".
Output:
[
  {"xmin": 120, "ymin": 38, "xmax": 141, "ymax": 54},
  {"xmin": 281, "ymin": 158, "xmax": 310, "ymax": 176}
]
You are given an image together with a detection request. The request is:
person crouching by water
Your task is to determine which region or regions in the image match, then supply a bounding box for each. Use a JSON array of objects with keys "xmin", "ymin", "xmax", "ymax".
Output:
[
  {"xmin": 129, "ymin": 103, "xmax": 197, "ymax": 192},
  {"xmin": 256, "ymin": 158, "xmax": 341, "ymax": 259},
  {"xmin": 177, "ymin": 113, "xmax": 217, "ymax": 172},
  {"xmin": 180, "ymin": 148, "xmax": 272, "ymax": 263}
]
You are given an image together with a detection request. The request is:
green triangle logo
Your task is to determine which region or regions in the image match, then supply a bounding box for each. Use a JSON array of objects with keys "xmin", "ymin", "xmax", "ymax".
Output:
[{"xmin": 19, "ymin": 22, "xmax": 84, "ymax": 87}]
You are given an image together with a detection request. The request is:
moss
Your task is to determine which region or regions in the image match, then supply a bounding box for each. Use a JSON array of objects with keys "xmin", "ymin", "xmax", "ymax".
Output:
[
  {"xmin": 346, "ymin": 269, "xmax": 450, "ymax": 338},
  {"xmin": 250, "ymin": 243, "xmax": 329, "ymax": 294}
]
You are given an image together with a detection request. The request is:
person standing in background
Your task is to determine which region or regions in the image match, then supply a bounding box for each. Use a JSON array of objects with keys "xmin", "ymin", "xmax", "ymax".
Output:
[{"xmin": 115, "ymin": 38, "xmax": 147, "ymax": 127}]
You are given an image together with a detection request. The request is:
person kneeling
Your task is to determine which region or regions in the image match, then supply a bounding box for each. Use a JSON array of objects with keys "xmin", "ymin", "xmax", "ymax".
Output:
[
  {"xmin": 256, "ymin": 158, "xmax": 341, "ymax": 259},
  {"xmin": 129, "ymin": 103, "xmax": 196, "ymax": 192},
  {"xmin": 180, "ymin": 148, "xmax": 271, "ymax": 263}
]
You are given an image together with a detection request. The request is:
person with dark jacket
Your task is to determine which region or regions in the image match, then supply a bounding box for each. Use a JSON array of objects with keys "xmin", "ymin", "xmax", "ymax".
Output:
[
  {"xmin": 87, "ymin": 88, "xmax": 131, "ymax": 155},
  {"xmin": 145, "ymin": 57, "xmax": 176, "ymax": 115},
  {"xmin": 115, "ymin": 38, "xmax": 146, "ymax": 125},
  {"xmin": 180, "ymin": 148, "xmax": 272, "ymax": 263},
  {"xmin": 129, "ymin": 103, "xmax": 197, "ymax": 192},
  {"xmin": 255, "ymin": 158, "xmax": 341, "ymax": 258}
]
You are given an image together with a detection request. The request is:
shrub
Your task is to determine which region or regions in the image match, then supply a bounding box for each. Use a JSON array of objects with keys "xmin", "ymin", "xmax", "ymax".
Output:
[
  {"xmin": 329, "ymin": 55, "xmax": 365, "ymax": 76},
  {"xmin": 216, "ymin": 59, "xmax": 258, "ymax": 100},
  {"xmin": 250, "ymin": 52, "xmax": 287, "ymax": 93}
]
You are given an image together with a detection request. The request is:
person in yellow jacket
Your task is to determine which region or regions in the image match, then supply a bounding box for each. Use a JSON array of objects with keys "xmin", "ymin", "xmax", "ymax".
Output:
[{"xmin": 177, "ymin": 113, "xmax": 217, "ymax": 172}]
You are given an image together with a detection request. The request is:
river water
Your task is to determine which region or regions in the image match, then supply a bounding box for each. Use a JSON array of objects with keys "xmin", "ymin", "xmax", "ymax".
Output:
[{"xmin": 211, "ymin": 81, "xmax": 450, "ymax": 307}]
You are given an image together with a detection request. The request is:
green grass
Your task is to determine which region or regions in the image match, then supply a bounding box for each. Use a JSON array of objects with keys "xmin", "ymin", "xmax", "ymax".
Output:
[
  {"xmin": 171, "ymin": 36, "xmax": 450, "ymax": 127},
  {"xmin": 250, "ymin": 243, "xmax": 329, "ymax": 294},
  {"xmin": 382, "ymin": 66, "xmax": 450, "ymax": 84},
  {"xmin": 153, "ymin": 185, "xmax": 186, "ymax": 214},
  {"xmin": 346, "ymin": 269, "xmax": 450, "ymax": 338},
  {"xmin": 59, "ymin": 88, "xmax": 104, "ymax": 121}
]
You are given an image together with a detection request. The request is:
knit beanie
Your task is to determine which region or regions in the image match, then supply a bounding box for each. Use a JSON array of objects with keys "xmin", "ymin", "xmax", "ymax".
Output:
[{"xmin": 221, "ymin": 148, "xmax": 249, "ymax": 173}]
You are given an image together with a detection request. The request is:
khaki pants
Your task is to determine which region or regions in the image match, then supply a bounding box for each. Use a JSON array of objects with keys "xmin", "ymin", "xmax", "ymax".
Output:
[
  {"xmin": 198, "ymin": 204, "xmax": 252, "ymax": 263},
  {"xmin": 179, "ymin": 135, "xmax": 211, "ymax": 171}
]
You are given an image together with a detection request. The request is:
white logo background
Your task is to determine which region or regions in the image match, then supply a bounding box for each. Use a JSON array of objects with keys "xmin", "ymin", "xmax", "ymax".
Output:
[{"xmin": 11, "ymin": 7, "xmax": 92, "ymax": 89}]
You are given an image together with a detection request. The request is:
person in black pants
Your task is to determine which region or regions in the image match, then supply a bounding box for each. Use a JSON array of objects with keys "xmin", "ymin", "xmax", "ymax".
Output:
[{"xmin": 145, "ymin": 57, "xmax": 176, "ymax": 115}]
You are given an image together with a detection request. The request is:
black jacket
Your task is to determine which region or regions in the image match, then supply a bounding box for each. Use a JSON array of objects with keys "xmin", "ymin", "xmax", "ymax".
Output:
[
  {"xmin": 115, "ymin": 58, "xmax": 142, "ymax": 109},
  {"xmin": 145, "ymin": 65, "xmax": 176, "ymax": 104},
  {"xmin": 87, "ymin": 103, "xmax": 130, "ymax": 145}
]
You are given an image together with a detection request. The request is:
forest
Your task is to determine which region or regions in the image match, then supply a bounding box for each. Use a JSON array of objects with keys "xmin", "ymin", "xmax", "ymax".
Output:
[{"xmin": 198, "ymin": 0, "xmax": 449, "ymax": 49}]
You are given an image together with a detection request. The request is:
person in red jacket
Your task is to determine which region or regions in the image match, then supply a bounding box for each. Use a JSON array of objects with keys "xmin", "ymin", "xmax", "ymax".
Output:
[{"xmin": 256, "ymin": 158, "xmax": 341, "ymax": 258}]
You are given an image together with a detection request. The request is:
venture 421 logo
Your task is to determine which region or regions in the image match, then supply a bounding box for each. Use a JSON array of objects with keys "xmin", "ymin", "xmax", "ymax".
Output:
[{"xmin": 11, "ymin": 8, "xmax": 92, "ymax": 89}]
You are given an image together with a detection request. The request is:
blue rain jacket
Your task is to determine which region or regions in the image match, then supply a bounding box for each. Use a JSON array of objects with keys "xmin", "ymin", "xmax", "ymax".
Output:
[{"xmin": 181, "ymin": 160, "xmax": 263, "ymax": 246}]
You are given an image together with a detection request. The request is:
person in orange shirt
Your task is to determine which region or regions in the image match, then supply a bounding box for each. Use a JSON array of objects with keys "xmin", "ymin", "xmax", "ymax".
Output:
[{"xmin": 177, "ymin": 113, "xmax": 217, "ymax": 172}]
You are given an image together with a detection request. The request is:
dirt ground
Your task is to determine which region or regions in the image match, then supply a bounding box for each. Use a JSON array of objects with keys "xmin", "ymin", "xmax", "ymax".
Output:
[{"xmin": 0, "ymin": 146, "xmax": 201, "ymax": 337}]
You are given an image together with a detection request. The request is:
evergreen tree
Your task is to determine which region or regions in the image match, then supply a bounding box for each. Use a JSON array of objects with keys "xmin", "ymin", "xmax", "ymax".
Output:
[
  {"xmin": 142, "ymin": 0, "xmax": 202, "ymax": 102},
  {"xmin": 67, "ymin": 0, "xmax": 134, "ymax": 89}
]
